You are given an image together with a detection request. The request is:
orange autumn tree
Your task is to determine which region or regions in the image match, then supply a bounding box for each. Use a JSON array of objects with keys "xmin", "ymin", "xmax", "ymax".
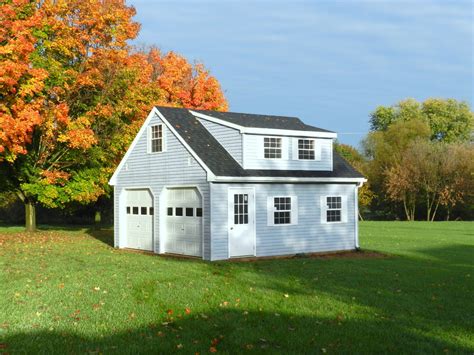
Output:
[{"xmin": 0, "ymin": 0, "xmax": 228, "ymax": 231}]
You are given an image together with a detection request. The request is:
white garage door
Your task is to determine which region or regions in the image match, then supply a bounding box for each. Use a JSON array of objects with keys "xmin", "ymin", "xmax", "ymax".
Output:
[
  {"xmin": 126, "ymin": 189, "xmax": 153, "ymax": 251},
  {"xmin": 165, "ymin": 188, "xmax": 202, "ymax": 256}
]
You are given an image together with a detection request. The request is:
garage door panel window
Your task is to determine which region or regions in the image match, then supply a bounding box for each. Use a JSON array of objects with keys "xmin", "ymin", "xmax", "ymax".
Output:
[
  {"xmin": 149, "ymin": 207, "xmax": 154, "ymax": 215},
  {"xmin": 141, "ymin": 207, "xmax": 147, "ymax": 215},
  {"xmin": 175, "ymin": 207, "xmax": 183, "ymax": 216},
  {"xmin": 126, "ymin": 207, "xmax": 131, "ymax": 214},
  {"xmin": 196, "ymin": 208, "xmax": 203, "ymax": 217},
  {"xmin": 186, "ymin": 208, "xmax": 194, "ymax": 217},
  {"xmin": 132, "ymin": 207, "xmax": 139, "ymax": 215}
]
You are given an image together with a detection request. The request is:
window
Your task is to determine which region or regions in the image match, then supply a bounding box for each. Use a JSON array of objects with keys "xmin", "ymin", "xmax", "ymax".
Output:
[
  {"xmin": 274, "ymin": 197, "xmax": 291, "ymax": 224},
  {"xmin": 298, "ymin": 139, "xmax": 315, "ymax": 160},
  {"xmin": 132, "ymin": 207, "xmax": 139, "ymax": 215},
  {"xmin": 233, "ymin": 194, "xmax": 249, "ymax": 224},
  {"xmin": 196, "ymin": 208, "xmax": 203, "ymax": 217},
  {"xmin": 126, "ymin": 207, "xmax": 131, "ymax": 214},
  {"xmin": 264, "ymin": 137, "xmax": 282, "ymax": 159},
  {"xmin": 175, "ymin": 207, "xmax": 183, "ymax": 216},
  {"xmin": 149, "ymin": 207, "xmax": 154, "ymax": 215},
  {"xmin": 141, "ymin": 207, "xmax": 147, "ymax": 215},
  {"xmin": 186, "ymin": 208, "xmax": 194, "ymax": 217},
  {"xmin": 326, "ymin": 196, "xmax": 342, "ymax": 222},
  {"xmin": 268, "ymin": 196, "xmax": 298, "ymax": 226},
  {"xmin": 167, "ymin": 207, "xmax": 173, "ymax": 216},
  {"xmin": 150, "ymin": 124, "xmax": 163, "ymax": 153}
]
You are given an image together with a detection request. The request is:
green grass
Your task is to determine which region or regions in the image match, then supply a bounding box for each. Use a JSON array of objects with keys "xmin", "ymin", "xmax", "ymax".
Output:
[{"xmin": 0, "ymin": 222, "xmax": 473, "ymax": 354}]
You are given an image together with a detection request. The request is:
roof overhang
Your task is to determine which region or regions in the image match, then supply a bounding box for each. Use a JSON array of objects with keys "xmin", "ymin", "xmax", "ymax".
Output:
[
  {"xmin": 210, "ymin": 176, "xmax": 367, "ymax": 183},
  {"xmin": 189, "ymin": 110, "xmax": 338, "ymax": 139}
]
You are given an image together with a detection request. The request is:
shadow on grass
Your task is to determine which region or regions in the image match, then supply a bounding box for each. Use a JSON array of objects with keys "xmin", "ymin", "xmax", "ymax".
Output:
[
  {"xmin": 3, "ymin": 308, "xmax": 471, "ymax": 354},
  {"xmin": 203, "ymin": 244, "xmax": 474, "ymax": 339},
  {"xmin": 85, "ymin": 227, "xmax": 114, "ymax": 247}
]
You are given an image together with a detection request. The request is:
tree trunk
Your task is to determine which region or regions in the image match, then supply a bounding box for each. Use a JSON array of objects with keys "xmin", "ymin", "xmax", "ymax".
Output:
[
  {"xmin": 94, "ymin": 210, "xmax": 102, "ymax": 227},
  {"xmin": 25, "ymin": 201, "xmax": 36, "ymax": 232},
  {"xmin": 431, "ymin": 199, "xmax": 441, "ymax": 222},
  {"xmin": 403, "ymin": 199, "xmax": 411, "ymax": 221}
]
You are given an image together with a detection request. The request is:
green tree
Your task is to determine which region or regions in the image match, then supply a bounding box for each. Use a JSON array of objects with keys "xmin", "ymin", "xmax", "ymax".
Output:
[
  {"xmin": 363, "ymin": 119, "xmax": 431, "ymax": 220},
  {"xmin": 334, "ymin": 143, "xmax": 374, "ymax": 220},
  {"xmin": 370, "ymin": 98, "xmax": 473, "ymax": 142}
]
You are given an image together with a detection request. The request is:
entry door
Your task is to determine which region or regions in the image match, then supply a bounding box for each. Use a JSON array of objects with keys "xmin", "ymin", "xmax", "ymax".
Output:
[{"xmin": 228, "ymin": 188, "xmax": 256, "ymax": 257}]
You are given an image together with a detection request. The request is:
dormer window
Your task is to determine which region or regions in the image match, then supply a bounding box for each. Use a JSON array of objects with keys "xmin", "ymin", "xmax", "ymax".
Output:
[
  {"xmin": 264, "ymin": 137, "xmax": 282, "ymax": 159},
  {"xmin": 298, "ymin": 139, "xmax": 315, "ymax": 160},
  {"xmin": 150, "ymin": 124, "xmax": 163, "ymax": 153}
]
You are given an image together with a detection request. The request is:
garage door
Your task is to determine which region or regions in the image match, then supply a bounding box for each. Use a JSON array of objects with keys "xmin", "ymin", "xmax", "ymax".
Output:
[
  {"xmin": 126, "ymin": 189, "xmax": 153, "ymax": 251},
  {"xmin": 165, "ymin": 188, "xmax": 202, "ymax": 256}
]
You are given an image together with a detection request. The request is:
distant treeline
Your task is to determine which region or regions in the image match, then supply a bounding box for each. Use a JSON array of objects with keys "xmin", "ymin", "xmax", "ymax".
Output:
[{"xmin": 337, "ymin": 98, "xmax": 474, "ymax": 221}]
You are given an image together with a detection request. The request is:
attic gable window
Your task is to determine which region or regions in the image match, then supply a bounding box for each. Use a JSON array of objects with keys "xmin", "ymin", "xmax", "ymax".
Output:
[
  {"xmin": 150, "ymin": 124, "xmax": 163, "ymax": 153},
  {"xmin": 264, "ymin": 137, "xmax": 282, "ymax": 159}
]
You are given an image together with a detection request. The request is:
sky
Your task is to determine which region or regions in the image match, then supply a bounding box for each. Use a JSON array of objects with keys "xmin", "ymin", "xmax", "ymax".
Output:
[{"xmin": 127, "ymin": 0, "xmax": 473, "ymax": 147}]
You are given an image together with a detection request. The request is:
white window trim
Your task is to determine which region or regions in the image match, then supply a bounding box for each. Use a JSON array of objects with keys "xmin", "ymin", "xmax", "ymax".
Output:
[
  {"xmin": 148, "ymin": 124, "xmax": 166, "ymax": 154},
  {"xmin": 263, "ymin": 136, "xmax": 284, "ymax": 160},
  {"xmin": 292, "ymin": 138, "xmax": 322, "ymax": 161},
  {"xmin": 267, "ymin": 195, "xmax": 298, "ymax": 226},
  {"xmin": 320, "ymin": 195, "xmax": 347, "ymax": 224}
]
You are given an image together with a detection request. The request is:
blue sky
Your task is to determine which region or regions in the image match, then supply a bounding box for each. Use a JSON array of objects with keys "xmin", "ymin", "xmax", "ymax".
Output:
[{"xmin": 128, "ymin": 0, "xmax": 473, "ymax": 147}]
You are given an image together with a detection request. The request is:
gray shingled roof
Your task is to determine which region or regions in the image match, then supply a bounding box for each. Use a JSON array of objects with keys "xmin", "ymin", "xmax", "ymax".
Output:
[
  {"xmin": 193, "ymin": 109, "xmax": 334, "ymax": 133},
  {"xmin": 156, "ymin": 106, "xmax": 363, "ymax": 179}
]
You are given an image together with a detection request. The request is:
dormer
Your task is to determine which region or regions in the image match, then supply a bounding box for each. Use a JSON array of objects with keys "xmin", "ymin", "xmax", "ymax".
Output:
[{"xmin": 190, "ymin": 110, "xmax": 337, "ymax": 171}]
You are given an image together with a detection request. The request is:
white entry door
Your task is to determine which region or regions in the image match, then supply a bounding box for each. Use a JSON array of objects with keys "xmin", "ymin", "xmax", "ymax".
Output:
[
  {"xmin": 165, "ymin": 187, "xmax": 202, "ymax": 256},
  {"xmin": 126, "ymin": 189, "xmax": 153, "ymax": 251},
  {"xmin": 228, "ymin": 188, "xmax": 256, "ymax": 257}
]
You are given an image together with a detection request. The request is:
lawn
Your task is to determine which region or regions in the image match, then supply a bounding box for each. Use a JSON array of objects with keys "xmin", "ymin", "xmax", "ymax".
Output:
[{"xmin": 0, "ymin": 222, "xmax": 473, "ymax": 354}]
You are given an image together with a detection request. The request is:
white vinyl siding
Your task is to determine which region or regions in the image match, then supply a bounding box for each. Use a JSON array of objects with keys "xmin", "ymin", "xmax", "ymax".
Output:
[
  {"xmin": 210, "ymin": 183, "xmax": 356, "ymax": 261},
  {"xmin": 243, "ymin": 134, "xmax": 332, "ymax": 170},
  {"xmin": 114, "ymin": 114, "xmax": 211, "ymax": 260}
]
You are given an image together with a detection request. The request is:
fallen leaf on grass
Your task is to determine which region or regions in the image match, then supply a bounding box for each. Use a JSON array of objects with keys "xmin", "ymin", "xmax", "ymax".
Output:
[
  {"xmin": 185, "ymin": 308, "xmax": 191, "ymax": 314},
  {"xmin": 209, "ymin": 346, "xmax": 217, "ymax": 353}
]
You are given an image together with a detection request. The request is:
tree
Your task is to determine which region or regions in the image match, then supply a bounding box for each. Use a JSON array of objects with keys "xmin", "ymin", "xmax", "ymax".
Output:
[
  {"xmin": 334, "ymin": 143, "xmax": 374, "ymax": 220},
  {"xmin": 438, "ymin": 144, "xmax": 474, "ymax": 220},
  {"xmin": 370, "ymin": 98, "xmax": 473, "ymax": 143},
  {"xmin": 382, "ymin": 140, "xmax": 474, "ymax": 221},
  {"xmin": 0, "ymin": 1, "xmax": 228, "ymax": 231},
  {"xmin": 363, "ymin": 119, "xmax": 431, "ymax": 220}
]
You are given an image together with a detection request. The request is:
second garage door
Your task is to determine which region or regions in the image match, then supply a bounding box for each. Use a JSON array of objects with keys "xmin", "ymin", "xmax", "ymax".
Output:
[{"xmin": 165, "ymin": 187, "xmax": 202, "ymax": 257}]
